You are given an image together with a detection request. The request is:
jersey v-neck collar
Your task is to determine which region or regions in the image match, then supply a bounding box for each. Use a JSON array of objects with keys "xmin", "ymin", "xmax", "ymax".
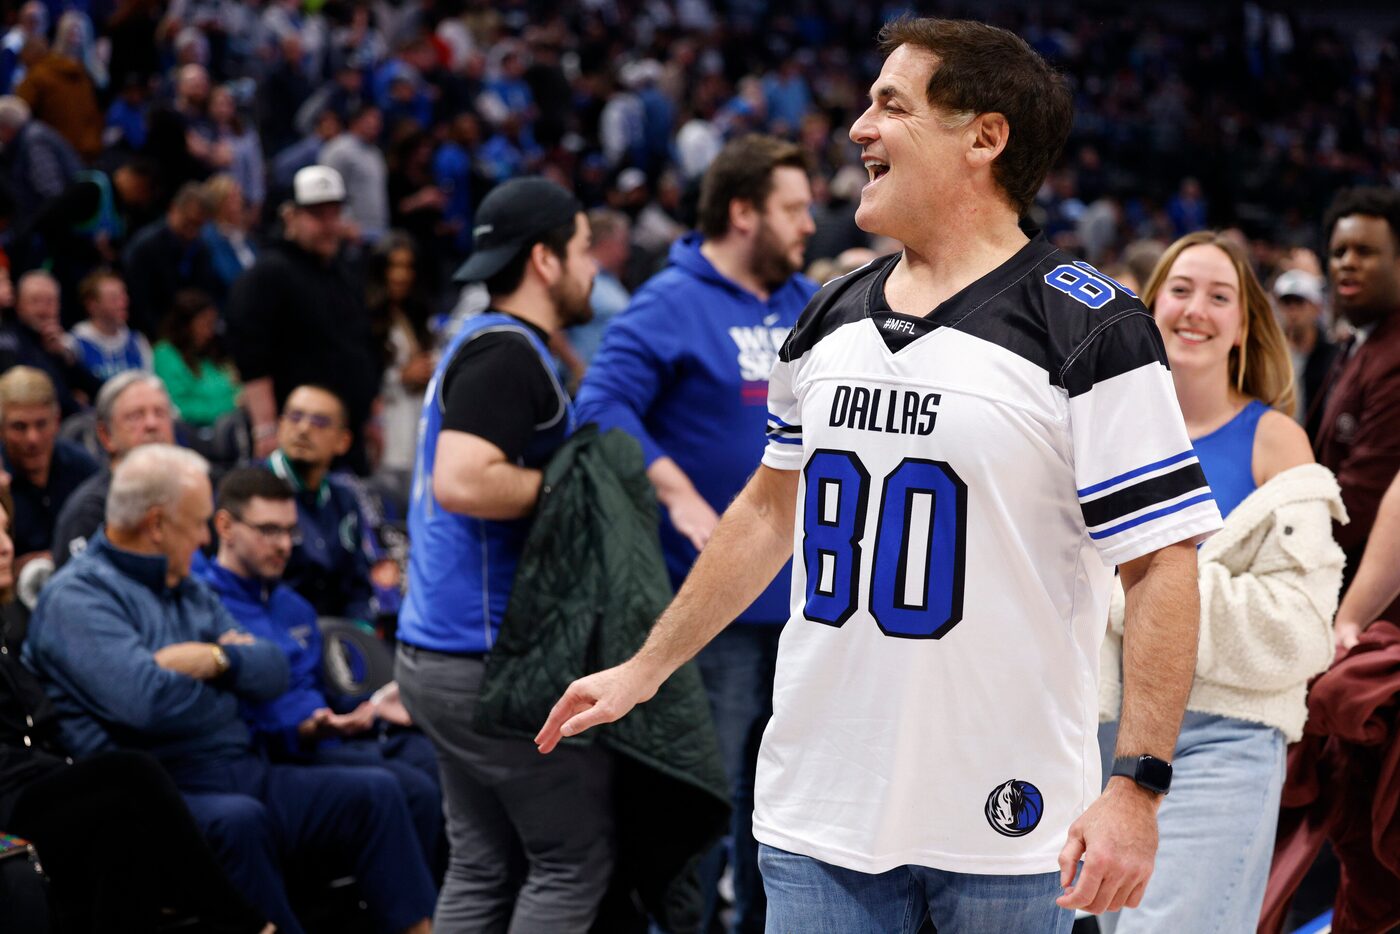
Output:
[{"xmin": 864, "ymin": 235, "xmax": 1058, "ymax": 353}]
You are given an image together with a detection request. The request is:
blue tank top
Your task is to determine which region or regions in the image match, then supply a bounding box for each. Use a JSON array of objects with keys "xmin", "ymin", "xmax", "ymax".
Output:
[
  {"xmin": 398, "ymin": 313, "xmax": 574, "ymax": 654},
  {"xmin": 1191, "ymin": 400, "xmax": 1269, "ymax": 519}
]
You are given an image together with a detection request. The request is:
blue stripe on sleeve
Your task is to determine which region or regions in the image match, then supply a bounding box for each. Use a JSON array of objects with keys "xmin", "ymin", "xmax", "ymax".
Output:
[
  {"xmin": 767, "ymin": 435, "xmax": 804, "ymax": 445},
  {"xmin": 1078, "ymin": 450, "xmax": 1197, "ymax": 498},
  {"xmin": 1087, "ymin": 492, "xmax": 1216, "ymax": 540},
  {"xmin": 767, "ymin": 412, "xmax": 795, "ymax": 428}
]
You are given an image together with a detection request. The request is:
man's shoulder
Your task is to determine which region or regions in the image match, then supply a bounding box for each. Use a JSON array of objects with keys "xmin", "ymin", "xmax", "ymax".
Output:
[
  {"xmin": 781, "ymin": 252, "xmax": 896, "ymax": 363},
  {"xmin": 53, "ymin": 439, "xmax": 101, "ymax": 475}
]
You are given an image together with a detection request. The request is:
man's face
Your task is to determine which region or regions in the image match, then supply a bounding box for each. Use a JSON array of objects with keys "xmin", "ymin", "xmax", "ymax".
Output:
[
  {"xmin": 848, "ymin": 44, "xmax": 964, "ymax": 238},
  {"xmin": 278, "ymin": 387, "xmax": 351, "ymax": 469},
  {"xmin": 1329, "ymin": 214, "xmax": 1400, "ymax": 328},
  {"xmin": 1, "ymin": 402, "xmax": 57, "ymax": 479},
  {"xmin": 1277, "ymin": 296, "xmax": 1321, "ymax": 343},
  {"xmin": 157, "ymin": 476, "xmax": 213, "ymax": 583},
  {"xmin": 288, "ymin": 203, "xmax": 345, "ymax": 260},
  {"xmin": 220, "ymin": 495, "xmax": 298, "ymax": 581},
  {"xmin": 548, "ymin": 213, "xmax": 598, "ymax": 328},
  {"xmin": 750, "ymin": 166, "xmax": 816, "ymax": 290},
  {"xmin": 169, "ymin": 202, "xmax": 207, "ymax": 241},
  {"xmin": 88, "ymin": 277, "xmax": 130, "ymax": 329},
  {"xmin": 15, "ymin": 277, "xmax": 59, "ymax": 333},
  {"xmin": 103, "ymin": 382, "xmax": 175, "ymax": 457}
]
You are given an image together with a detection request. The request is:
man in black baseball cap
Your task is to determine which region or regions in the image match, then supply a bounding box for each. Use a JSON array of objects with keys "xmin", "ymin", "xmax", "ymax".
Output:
[{"xmin": 398, "ymin": 177, "xmax": 610, "ymax": 929}]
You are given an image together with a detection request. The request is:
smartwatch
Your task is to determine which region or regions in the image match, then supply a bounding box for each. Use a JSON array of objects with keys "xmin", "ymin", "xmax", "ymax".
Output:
[{"xmin": 1111, "ymin": 754, "xmax": 1172, "ymax": 795}]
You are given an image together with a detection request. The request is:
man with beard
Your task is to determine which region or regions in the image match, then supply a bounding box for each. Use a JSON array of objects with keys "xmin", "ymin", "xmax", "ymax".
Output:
[
  {"xmin": 574, "ymin": 133, "xmax": 817, "ymax": 933},
  {"xmin": 393, "ymin": 177, "xmax": 610, "ymax": 932},
  {"xmin": 1314, "ymin": 186, "xmax": 1400, "ymax": 628}
]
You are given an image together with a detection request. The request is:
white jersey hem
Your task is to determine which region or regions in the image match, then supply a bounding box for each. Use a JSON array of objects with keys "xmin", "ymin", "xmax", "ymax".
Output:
[{"xmin": 752, "ymin": 821, "xmax": 1063, "ymax": 877}]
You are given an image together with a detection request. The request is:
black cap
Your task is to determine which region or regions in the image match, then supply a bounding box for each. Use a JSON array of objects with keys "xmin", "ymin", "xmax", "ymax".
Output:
[{"xmin": 453, "ymin": 177, "xmax": 582, "ymax": 283}]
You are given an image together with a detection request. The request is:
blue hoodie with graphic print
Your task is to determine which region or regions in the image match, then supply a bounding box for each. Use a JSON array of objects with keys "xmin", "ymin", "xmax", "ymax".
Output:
[{"xmin": 575, "ymin": 233, "xmax": 817, "ymax": 625}]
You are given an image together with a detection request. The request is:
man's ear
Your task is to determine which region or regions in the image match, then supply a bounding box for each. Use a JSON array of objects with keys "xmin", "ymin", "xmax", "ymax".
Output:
[
  {"xmin": 333, "ymin": 428, "xmax": 353, "ymax": 458},
  {"xmin": 727, "ymin": 197, "xmax": 760, "ymax": 237},
  {"xmin": 529, "ymin": 240, "xmax": 563, "ymax": 285},
  {"xmin": 967, "ymin": 112, "xmax": 1010, "ymax": 170},
  {"xmin": 212, "ymin": 508, "xmax": 233, "ymax": 541},
  {"xmin": 145, "ymin": 506, "xmax": 166, "ymax": 544}
]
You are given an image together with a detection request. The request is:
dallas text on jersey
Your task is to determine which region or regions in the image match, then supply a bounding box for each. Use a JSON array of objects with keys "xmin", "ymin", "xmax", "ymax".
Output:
[{"xmin": 828, "ymin": 384, "xmax": 941, "ymax": 436}]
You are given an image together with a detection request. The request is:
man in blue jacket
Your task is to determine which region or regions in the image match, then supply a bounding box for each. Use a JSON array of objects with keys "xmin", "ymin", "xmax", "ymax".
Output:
[
  {"xmin": 196, "ymin": 466, "xmax": 441, "ymax": 868},
  {"xmin": 24, "ymin": 444, "xmax": 435, "ymax": 934},
  {"xmin": 574, "ymin": 133, "xmax": 818, "ymax": 933}
]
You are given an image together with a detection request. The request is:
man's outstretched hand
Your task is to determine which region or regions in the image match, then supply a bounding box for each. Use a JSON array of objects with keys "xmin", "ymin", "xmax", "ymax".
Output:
[{"xmin": 535, "ymin": 660, "xmax": 663, "ymax": 754}]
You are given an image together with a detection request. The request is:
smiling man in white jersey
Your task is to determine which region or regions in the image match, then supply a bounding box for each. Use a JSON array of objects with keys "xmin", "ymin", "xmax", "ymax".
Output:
[{"xmin": 538, "ymin": 17, "xmax": 1222, "ymax": 932}]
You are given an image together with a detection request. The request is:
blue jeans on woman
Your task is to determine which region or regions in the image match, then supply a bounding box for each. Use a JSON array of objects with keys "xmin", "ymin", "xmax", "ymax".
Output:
[
  {"xmin": 759, "ymin": 844, "xmax": 1073, "ymax": 933},
  {"xmin": 1097, "ymin": 711, "xmax": 1285, "ymax": 933}
]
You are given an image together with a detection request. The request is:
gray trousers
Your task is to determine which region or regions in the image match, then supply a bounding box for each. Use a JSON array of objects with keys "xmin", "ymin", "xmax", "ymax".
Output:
[{"xmin": 395, "ymin": 645, "xmax": 615, "ymax": 934}]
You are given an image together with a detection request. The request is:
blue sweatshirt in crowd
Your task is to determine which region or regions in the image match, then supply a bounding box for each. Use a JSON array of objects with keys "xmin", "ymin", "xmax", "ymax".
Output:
[
  {"xmin": 575, "ymin": 233, "xmax": 817, "ymax": 624},
  {"xmin": 194, "ymin": 556, "xmax": 342, "ymax": 759},
  {"xmin": 23, "ymin": 533, "xmax": 288, "ymax": 771}
]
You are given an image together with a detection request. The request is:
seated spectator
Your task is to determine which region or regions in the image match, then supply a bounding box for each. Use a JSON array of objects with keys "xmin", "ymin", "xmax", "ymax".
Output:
[
  {"xmin": 0, "ymin": 95, "xmax": 80, "ymax": 220},
  {"xmin": 22, "ymin": 445, "xmax": 436, "ymax": 934},
  {"xmin": 122, "ymin": 183, "xmax": 221, "ymax": 337},
  {"xmin": 69, "ymin": 269, "xmax": 152, "ymax": 384},
  {"xmin": 320, "ymin": 104, "xmax": 388, "ymax": 244},
  {"xmin": 153, "ymin": 289, "xmax": 241, "ymax": 429},
  {"xmin": 196, "ymin": 468, "xmax": 441, "ymax": 867},
  {"xmin": 202, "ymin": 174, "xmax": 259, "ymax": 293},
  {"xmin": 267, "ymin": 385, "xmax": 389, "ymax": 619},
  {"xmin": 0, "ymin": 483, "xmax": 271, "ymax": 934},
  {"xmin": 0, "ymin": 270, "xmax": 101, "ymax": 417},
  {"xmin": 204, "ymin": 85, "xmax": 265, "ymax": 218},
  {"xmin": 52, "ymin": 370, "xmax": 175, "ymax": 567},
  {"xmin": 0, "ymin": 366, "xmax": 98, "ymax": 562}
]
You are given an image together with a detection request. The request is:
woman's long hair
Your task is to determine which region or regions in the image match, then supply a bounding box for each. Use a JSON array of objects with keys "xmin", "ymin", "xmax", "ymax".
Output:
[{"xmin": 1141, "ymin": 230, "xmax": 1297, "ymax": 418}]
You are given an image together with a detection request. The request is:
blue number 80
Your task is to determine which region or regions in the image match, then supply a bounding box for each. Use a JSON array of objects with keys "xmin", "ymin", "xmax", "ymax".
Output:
[{"xmin": 801, "ymin": 450, "xmax": 967, "ymax": 639}]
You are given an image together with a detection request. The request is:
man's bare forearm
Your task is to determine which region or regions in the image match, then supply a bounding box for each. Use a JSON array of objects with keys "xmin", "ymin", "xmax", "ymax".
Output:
[
  {"xmin": 440, "ymin": 461, "xmax": 542, "ymax": 520},
  {"xmin": 632, "ymin": 465, "xmax": 796, "ymax": 683},
  {"xmin": 1116, "ymin": 541, "xmax": 1200, "ymax": 761}
]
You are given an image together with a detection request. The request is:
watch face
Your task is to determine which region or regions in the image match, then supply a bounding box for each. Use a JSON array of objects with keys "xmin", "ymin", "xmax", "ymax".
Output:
[{"xmin": 1138, "ymin": 755, "xmax": 1172, "ymax": 794}]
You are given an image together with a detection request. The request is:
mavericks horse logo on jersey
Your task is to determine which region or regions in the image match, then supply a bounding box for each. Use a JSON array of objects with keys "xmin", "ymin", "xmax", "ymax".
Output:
[{"xmin": 984, "ymin": 779, "xmax": 1044, "ymax": 837}]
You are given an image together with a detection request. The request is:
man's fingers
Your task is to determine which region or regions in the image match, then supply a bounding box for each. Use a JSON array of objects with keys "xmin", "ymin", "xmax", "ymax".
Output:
[
  {"xmin": 1056, "ymin": 856, "xmax": 1103, "ymax": 910},
  {"xmin": 536, "ymin": 687, "xmax": 592, "ymax": 753},
  {"xmin": 1057, "ymin": 830, "xmax": 1084, "ymax": 889},
  {"xmin": 1123, "ymin": 878, "xmax": 1149, "ymax": 909}
]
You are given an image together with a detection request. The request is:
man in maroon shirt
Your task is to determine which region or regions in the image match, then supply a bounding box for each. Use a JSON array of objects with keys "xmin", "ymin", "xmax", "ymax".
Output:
[{"xmin": 1314, "ymin": 186, "xmax": 1400, "ymax": 622}]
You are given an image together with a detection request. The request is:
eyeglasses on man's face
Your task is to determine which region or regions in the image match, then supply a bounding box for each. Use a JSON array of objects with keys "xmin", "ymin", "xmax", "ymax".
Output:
[
  {"xmin": 281, "ymin": 409, "xmax": 338, "ymax": 430},
  {"xmin": 231, "ymin": 515, "xmax": 303, "ymax": 545}
]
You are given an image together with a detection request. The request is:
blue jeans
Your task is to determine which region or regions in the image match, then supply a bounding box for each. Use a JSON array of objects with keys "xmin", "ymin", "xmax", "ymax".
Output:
[
  {"xmin": 696, "ymin": 622, "xmax": 783, "ymax": 934},
  {"xmin": 1097, "ymin": 711, "xmax": 1285, "ymax": 932},
  {"xmin": 759, "ymin": 845, "xmax": 1073, "ymax": 934}
]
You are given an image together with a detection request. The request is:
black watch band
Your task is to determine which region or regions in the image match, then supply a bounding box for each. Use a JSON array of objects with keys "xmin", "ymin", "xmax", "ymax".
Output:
[{"xmin": 1111, "ymin": 754, "xmax": 1172, "ymax": 795}]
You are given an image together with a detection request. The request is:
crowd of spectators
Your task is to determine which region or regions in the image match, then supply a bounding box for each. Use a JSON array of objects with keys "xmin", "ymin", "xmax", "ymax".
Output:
[{"xmin": 0, "ymin": 0, "xmax": 1397, "ymax": 932}]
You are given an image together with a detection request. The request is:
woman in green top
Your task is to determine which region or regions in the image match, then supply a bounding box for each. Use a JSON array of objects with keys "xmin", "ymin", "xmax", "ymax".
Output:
[{"xmin": 153, "ymin": 289, "xmax": 241, "ymax": 427}]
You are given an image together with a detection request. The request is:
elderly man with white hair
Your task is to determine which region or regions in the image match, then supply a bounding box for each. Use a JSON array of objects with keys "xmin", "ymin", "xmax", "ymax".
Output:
[{"xmin": 24, "ymin": 444, "xmax": 436, "ymax": 934}]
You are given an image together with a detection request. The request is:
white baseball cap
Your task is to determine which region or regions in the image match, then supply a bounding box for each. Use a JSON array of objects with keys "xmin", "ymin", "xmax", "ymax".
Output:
[
  {"xmin": 1273, "ymin": 269, "xmax": 1325, "ymax": 305},
  {"xmin": 293, "ymin": 165, "xmax": 347, "ymax": 207}
]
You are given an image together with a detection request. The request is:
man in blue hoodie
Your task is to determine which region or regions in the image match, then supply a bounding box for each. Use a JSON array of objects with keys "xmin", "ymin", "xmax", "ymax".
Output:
[
  {"xmin": 24, "ymin": 444, "xmax": 436, "ymax": 934},
  {"xmin": 196, "ymin": 466, "xmax": 441, "ymax": 869},
  {"xmin": 574, "ymin": 133, "xmax": 818, "ymax": 933}
]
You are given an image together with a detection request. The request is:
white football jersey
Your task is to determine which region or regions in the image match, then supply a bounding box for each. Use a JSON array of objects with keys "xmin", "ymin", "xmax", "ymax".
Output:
[{"xmin": 755, "ymin": 237, "xmax": 1222, "ymax": 875}]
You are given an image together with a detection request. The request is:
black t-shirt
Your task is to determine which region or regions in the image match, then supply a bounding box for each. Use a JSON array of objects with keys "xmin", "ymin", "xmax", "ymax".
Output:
[{"xmin": 440, "ymin": 314, "xmax": 564, "ymax": 463}]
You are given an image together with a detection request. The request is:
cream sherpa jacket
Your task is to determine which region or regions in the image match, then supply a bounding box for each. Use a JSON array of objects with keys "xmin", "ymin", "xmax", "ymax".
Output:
[{"xmin": 1099, "ymin": 463, "xmax": 1348, "ymax": 743}]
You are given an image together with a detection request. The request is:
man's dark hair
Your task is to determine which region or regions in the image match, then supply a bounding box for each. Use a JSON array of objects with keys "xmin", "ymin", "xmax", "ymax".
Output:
[
  {"xmin": 877, "ymin": 17, "xmax": 1073, "ymax": 216},
  {"xmin": 1323, "ymin": 187, "xmax": 1400, "ymax": 248},
  {"xmin": 697, "ymin": 135, "xmax": 808, "ymax": 239},
  {"xmin": 483, "ymin": 218, "xmax": 577, "ymax": 299},
  {"xmin": 217, "ymin": 467, "xmax": 295, "ymax": 516}
]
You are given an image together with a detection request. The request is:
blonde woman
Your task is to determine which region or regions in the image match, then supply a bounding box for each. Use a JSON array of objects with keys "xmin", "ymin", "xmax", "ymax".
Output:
[{"xmin": 1098, "ymin": 231, "xmax": 1347, "ymax": 931}]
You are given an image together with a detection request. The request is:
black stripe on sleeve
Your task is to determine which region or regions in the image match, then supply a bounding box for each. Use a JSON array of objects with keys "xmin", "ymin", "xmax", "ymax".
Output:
[{"xmin": 1079, "ymin": 462, "xmax": 1210, "ymax": 529}]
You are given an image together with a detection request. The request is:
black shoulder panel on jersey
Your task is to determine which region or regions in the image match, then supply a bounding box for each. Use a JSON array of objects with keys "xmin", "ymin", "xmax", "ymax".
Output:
[
  {"xmin": 1059, "ymin": 310, "xmax": 1170, "ymax": 397},
  {"xmin": 780, "ymin": 254, "xmax": 897, "ymax": 363}
]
